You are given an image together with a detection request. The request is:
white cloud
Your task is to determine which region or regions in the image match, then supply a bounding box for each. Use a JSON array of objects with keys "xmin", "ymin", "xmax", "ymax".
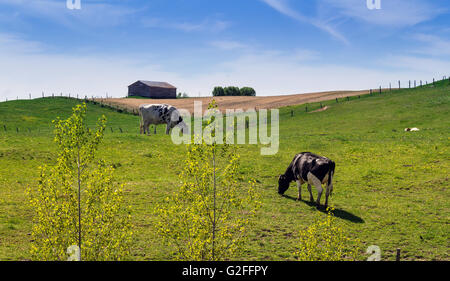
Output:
[
  {"xmin": 291, "ymin": 49, "xmax": 320, "ymax": 61},
  {"xmin": 141, "ymin": 18, "xmax": 231, "ymax": 33},
  {"xmin": 0, "ymin": 0, "xmax": 139, "ymax": 28},
  {"xmin": 209, "ymin": 40, "xmax": 248, "ymax": 50},
  {"xmin": 260, "ymin": 0, "xmax": 349, "ymax": 44},
  {"xmin": 411, "ymin": 34, "xmax": 450, "ymax": 57},
  {"xmin": 1, "ymin": 32, "xmax": 448, "ymax": 101},
  {"xmin": 319, "ymin": 0, "xmax": 445, "ymax": 27}
]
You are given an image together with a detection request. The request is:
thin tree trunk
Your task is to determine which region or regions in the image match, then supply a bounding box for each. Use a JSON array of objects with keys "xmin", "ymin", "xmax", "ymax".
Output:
[
  {"xmin": 212, "ymin": 147, "xmax": 216, "ymax": 261},
  {"xmin": 77, "ymin": 149, "xmax": 82, "ymax": 260}
]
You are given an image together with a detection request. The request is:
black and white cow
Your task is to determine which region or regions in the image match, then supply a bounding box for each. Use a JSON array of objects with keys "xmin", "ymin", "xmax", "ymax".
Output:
[
  {"xmin": 138, "ymin": 104, "xmax": 188, "ymax": 135},
  {"xmin": 278, "ymin": 152, "xmax": 335, "ymax": 207}
]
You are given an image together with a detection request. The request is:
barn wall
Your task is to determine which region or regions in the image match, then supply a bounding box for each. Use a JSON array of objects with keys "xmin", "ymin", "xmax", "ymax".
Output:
[
  {"xmin": 128, "ymin": 83, "xmax": 151, "ymax": 97},
  {"xmin": 128, "ymin": 82, "xmax": 176, "ymax": 99},
  {"xmin": 149, "ymin": 87, "xmax": 177, "ymax": 99}
]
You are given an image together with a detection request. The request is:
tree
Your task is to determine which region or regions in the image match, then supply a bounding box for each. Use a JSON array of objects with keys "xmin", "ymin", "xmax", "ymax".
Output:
[
  {"xmin": 224, "ymin": 86, "xmax": 241, "ymax": 96},
  {"xmin": 27, "ymin": 103, "xmax": 132, "ymax": 261},
  {"xmin": 293, "ymin": 207, "xmax": 361, "ymax": 261},
  {"xmin": 177, "ymin": 92, "xmax": 189, "ymax": 98},
  {"xmin": 240, "ymin": 87, "xmax": 256, "ymax": 96},
  {"xmin": 212, "ymin": 86, "xmax": 225, "ymax": 97},
  {"xmin": 155, "ymin": 100, "xmax": 261, "ymax": 260}
]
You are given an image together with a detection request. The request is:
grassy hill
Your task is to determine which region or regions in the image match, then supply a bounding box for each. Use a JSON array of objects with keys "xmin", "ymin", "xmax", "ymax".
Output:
[{"xmin": 0, "ymin": 80, "xmax": 449, "ymax": 260}]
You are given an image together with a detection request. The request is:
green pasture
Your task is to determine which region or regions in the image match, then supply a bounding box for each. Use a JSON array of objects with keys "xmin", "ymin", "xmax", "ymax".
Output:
[{"xmin": 0, "ymin": 81, "xmax": 448, "ymax": 260}]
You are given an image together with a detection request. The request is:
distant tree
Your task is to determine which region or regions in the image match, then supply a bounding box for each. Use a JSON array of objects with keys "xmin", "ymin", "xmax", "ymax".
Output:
[
  {"xmin": 240, "ymin": 87, "xmax": 256, "ymax": 96},
  {"xmin": 212, "ymin": 87, "xmax": 225, "ymax": 97},
  {"xmin": 177, "ymin": 92, "xmax": 189, "ymax": 98},
  {"xmin": 224, "ymin": 86, "xmax": 241, "ymax": 96}
]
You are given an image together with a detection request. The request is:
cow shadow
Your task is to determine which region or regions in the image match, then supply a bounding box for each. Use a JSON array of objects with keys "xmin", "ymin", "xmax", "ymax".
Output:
[{"xmin": 281, "ymin": 194, "xmax": 365, "ymax": 223}]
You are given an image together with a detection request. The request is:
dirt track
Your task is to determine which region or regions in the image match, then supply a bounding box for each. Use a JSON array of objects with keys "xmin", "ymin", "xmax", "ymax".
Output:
[{"xmin": 95, "ymin": 89, "xmax": 375, "ymax": 114}]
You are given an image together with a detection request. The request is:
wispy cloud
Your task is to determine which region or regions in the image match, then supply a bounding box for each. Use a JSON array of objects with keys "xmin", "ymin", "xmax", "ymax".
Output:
[
  {"xmin": 319, "ymin": 0, "xmax": 445, "ymax": 27},
  {"xmin": 142, "ymin": 18, "xmax": 231, "ymax": 33},
  {"xmin": 260, "ymin": 0, "xmax": 349, "ymax": 44},
  {"xmin": 209, "ymin": 40, "xmax": 248, "ymax": 50},
  {"xmin": 411, "ymin": 34, "xmax": 450, "ymax": 57},
  {"xmin": 0, "ymin": 32, "xmax": 44, "ymax": 54},
  {"xmin": 0, "ymin": 0, "xmax": 139, "ymax": 28}
]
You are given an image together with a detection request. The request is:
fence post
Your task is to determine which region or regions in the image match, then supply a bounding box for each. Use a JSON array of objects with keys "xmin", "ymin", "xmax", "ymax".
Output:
[
  {"xmin": 379, "ymin": 86, "xmax": 381, "ymax": 94},
  {"xmin": 320, "ymin": 102, "xmax": 323, "ymax": 108},
  {"xmin": 414, "ymin": 80, "xmax": 416, "ymax": 88},
  {"xmin": 433, "ymin": 78, "xmax": 435, "ymax": 85},
  {"xmin": 3, "ymin": 125, "xmax": 6, "ymax": 131},
  {"xmin": 396, "ymin": 248, "xmax": 401, "ymax": 261},
  {"xmin": 389, "ymin": 83, "xmax": 391, "ymax": 91},
  {"xmin": 409, "ymin": 80, "xmax": 411, "ymax": 88},
  {"xmin": 370, "ymin": 89, "xmax": 372, "ymax": 95},
  {"xmin": 305, "ymin": 105, "xmax": 308, "ymax": 112},
  {"xmin": 398, "ymin": 80, "xmax": 401, "ymax": 89},
  {"xmin": 336, "ymin": 98, "xmax": 338, "ymax": 103},
  {"xmin": 420, "ymin": 80, "xmax": 422, "ymax": 87},
  {"xmin": 291, "ymin": 110, "xmax": 293, "ymax": 117}
]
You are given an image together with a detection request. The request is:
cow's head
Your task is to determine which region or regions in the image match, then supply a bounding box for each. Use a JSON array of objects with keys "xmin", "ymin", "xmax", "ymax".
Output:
[
  {"xmin": 175, "ymin": 116, "xmax": 189, "ymax": 134},
  {"xmin": 278, "ymin": 174, "xmax": 290, "ymax": 195},
  {"xmin": 169, "ymin": 111, "xmax": 189, "ymax": 134}
]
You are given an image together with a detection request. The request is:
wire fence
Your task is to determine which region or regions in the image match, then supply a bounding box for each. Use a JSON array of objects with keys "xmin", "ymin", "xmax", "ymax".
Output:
[{"xmin": 1, "ymin": 76, "xmax": 449, "ymax": 131}]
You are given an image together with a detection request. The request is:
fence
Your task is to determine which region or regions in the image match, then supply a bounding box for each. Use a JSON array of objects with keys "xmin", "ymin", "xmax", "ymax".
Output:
[
  {"xmin": 2, "ymin": 75, "xmax": 450, "ymax": 119},
  {"xmin": 288, "ymin": 75, "xmax": 450, "ymax": 116}
]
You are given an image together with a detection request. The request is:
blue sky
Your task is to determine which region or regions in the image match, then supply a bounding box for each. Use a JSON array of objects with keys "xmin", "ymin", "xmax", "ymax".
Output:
[{"xmin": 0, "ymin": 0, "xmax": 449, "ymax": 98}]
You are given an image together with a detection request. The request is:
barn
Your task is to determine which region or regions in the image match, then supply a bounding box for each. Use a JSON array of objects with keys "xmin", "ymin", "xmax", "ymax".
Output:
[{"xmin": 128, "ymin": 80, "xmax": 177, "ymax": 99}]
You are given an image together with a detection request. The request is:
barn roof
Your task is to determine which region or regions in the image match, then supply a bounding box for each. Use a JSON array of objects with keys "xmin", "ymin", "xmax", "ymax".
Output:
[{"xmin": 136, "ymin": 80, "xmax": 176, "ymax": 89}]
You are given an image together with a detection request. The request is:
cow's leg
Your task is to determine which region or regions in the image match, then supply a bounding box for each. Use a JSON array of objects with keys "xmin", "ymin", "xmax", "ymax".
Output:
[
  {"xmin": 307, "ymin": 184, "xmax": 314, "ymax": 202},
  {"xmin": 154, "ymin": 125, "xmax": 157, "ymax": 134},
  {"xmin": 308, "ymin": 172, "xmax": 323, "ymax": 206},
  {"xmin": 324, "ymin": 173, "xmax": 333, "ymax": 208},
  {"xmin": 296, "ymin": 180, "xmax": 302, "ymax": 201},
  {"xmin": 165, "ymin": 124, "xmax": 170, "ymax": 135},
  {"xmin": 324, "ymin": 185, "xmax": 331, "ymax": 208},
  {"xmin": 144, "ymin": 121, "xmax": 150, "ymax": 135}
]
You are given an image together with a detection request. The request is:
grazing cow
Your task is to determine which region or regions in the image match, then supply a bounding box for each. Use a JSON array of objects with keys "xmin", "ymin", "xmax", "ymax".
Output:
[
  {"xmin": 139, "ymin": 104, "xmax": 188, "ymax": 135},
  {"xmin": 278, "ymin": 152, "xmax": 335, "ymax": 207}
]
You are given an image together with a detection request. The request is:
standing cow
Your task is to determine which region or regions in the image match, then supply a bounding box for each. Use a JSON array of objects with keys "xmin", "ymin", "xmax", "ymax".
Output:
[
  {"xmin": 139, "ymin": 104, "xmax": 188, "ymax": 135},
  {"xmin": 278, "ymin": 152, "xmax": 335, "ymax": 208}
]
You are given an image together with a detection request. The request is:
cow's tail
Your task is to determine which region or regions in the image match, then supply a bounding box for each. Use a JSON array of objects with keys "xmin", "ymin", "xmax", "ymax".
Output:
[{"xmin": 328, "ymin": 161, "xmax": 335, "ymax": 196}]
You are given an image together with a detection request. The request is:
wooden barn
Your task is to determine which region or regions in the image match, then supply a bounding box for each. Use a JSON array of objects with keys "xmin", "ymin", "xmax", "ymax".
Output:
[{"xmin": 128, "ymin": 80, "xmax": 177, "ymax": 99}]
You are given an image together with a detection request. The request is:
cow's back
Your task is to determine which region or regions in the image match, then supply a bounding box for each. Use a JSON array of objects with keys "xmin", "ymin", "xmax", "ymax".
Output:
[
  {"xmin": 294, "ymin": 152, "xmax": 333, "ymax": 182},
  {"xmin": 139, "ymin": 104, "xmax": 174, "ymax": 124}
]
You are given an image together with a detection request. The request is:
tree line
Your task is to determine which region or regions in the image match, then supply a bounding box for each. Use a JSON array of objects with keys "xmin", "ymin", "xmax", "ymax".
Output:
[{"xmin": 212, "ymin": 86, "xmax": 256, "ymax": 97}]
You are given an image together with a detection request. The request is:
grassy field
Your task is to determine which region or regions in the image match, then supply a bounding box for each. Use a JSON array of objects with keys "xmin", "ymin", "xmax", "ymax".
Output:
[{"xmin": 0, "ymin": 81, "xmax": 449, "ymax": 261}]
